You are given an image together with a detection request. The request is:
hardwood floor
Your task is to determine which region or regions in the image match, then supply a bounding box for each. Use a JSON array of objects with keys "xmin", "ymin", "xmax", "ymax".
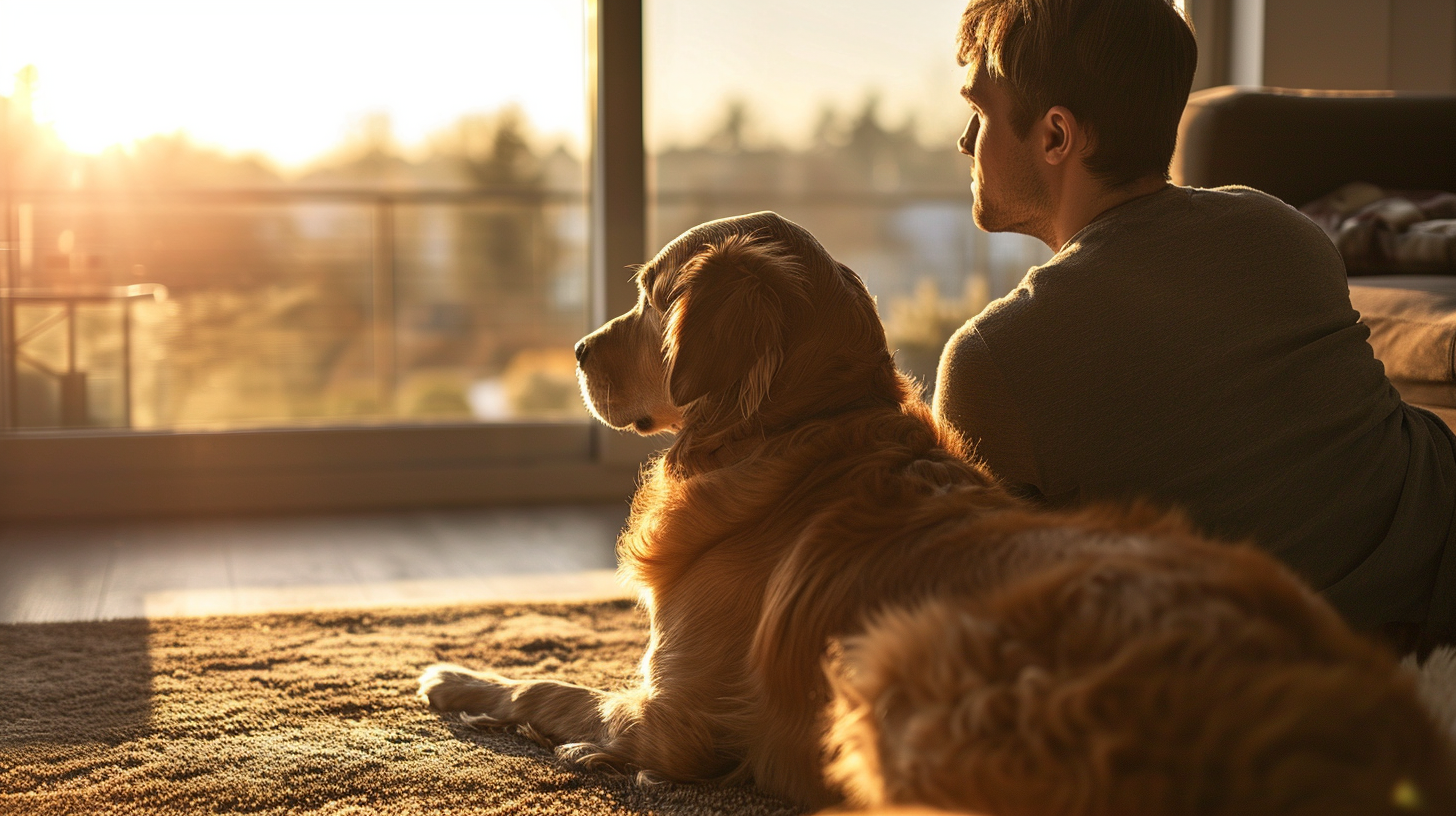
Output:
[{"xmin": 0, "ymin": 503, "xmax": 632, "ymax": 623}]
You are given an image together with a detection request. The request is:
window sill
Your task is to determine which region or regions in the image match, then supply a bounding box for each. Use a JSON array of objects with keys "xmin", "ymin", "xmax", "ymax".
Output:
[{"xmin": 0, "ymin": 423, "xmax": 644, "ymax": 518}]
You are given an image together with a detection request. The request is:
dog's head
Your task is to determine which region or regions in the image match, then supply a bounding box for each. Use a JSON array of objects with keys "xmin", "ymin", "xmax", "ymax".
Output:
[{"xmin": 575, "ymin": 212, "xmax": 903, "ymax": 446}]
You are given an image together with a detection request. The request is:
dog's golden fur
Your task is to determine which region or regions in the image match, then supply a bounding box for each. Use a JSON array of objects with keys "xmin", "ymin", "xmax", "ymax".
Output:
[{"xmin": 420, "ymin": 212, "xmax": 1456, "ymax": 814}]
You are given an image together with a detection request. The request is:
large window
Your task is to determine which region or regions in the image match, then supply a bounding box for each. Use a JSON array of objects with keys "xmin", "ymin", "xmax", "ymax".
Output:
[
  {"xmin": 0, "ymin": 1, "xmax": 1066, "ymax": 516},
  {"xmin": 0, "ymin": 1, "xmax": 589, "ymax": 431},
  {"xmin": 646, "ymin": 0, "xmax": 1050, "ymax": 394}
]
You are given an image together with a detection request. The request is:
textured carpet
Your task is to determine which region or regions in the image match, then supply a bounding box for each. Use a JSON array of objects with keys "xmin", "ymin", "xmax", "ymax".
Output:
[{"xmin": 0, "ymin": 600, "xmax": 800, "ymax": 816}]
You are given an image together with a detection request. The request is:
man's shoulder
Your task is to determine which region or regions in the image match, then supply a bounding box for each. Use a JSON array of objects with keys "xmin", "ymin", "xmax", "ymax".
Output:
[
  {"xmin": 1190, "ymin": 183, "xmax": 1286, "ymax": 205},
  {"xmin": 1172, "ymin": 185, "xmax": 1346, "ymax": 273},
  {"xmin": 961, "ymin": 283, "xmax": 1050, "ymax": 355},
  {"xmin": 968, "ymin": 184, "xmax": 1344, "ymax": 346},
  {"xmin": 1097, "ymin": 184, "xmax": 1318, "ymax": 237},
  {"xmin": 1161, "ymin": 185, "xmax": 1331, "ymax": 244},
  {"xmin": 1188, "ymin": 183, "xmax": 1312, "ymax": 218},
  {"xmin": 1055, "ymin": 183, "xmax": 1341, "ymax": 282}
]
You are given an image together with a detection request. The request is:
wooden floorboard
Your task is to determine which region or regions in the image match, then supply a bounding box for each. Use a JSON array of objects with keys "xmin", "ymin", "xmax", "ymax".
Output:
[
  {"xmin": 100, "ymin": 521, "xmax": 237, "ymax": 619},
  {"xmin": 0, "ymin": 525, "xmax": 116, "ymax": 623},
  {"xmin": 0, "ymin": 503, "xmax": 631, "ymax": 623}
]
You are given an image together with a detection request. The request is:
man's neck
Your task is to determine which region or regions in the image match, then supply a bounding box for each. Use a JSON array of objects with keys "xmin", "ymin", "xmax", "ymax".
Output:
[{"xmin": 1048, "ymin": 175, "xmax": 1169, "ymax": 250}]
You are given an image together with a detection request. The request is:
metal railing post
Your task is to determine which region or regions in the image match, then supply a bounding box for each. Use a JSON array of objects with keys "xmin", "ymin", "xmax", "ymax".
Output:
[
  {"xmin": 373, "ymin": 197, "xmax": 398, "ymax": 412},
  {"xmin": 3, "ymin": 300, "xmax": 13, "ymax": 429},
  {"xmin": 122, "ymin": 298, "xmax": 132, "ymax": 428}
]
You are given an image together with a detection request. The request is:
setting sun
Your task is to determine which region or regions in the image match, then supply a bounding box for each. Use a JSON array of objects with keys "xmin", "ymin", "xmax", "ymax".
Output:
[{"xmin": 0, "ymin": 0, "xmax": 587, "ymax": 169}]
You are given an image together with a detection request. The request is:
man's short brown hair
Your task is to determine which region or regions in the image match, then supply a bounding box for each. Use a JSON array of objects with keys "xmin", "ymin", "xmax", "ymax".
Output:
[{"xmin": 957, "ymin": 0, "xmax": 1197, "ymax": 187}]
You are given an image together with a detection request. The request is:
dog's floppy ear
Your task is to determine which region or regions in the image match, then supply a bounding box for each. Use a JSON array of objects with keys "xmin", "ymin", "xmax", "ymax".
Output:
[{"xmin": 663, "ymin": 234, "xmax": 805, "ymax": 417}]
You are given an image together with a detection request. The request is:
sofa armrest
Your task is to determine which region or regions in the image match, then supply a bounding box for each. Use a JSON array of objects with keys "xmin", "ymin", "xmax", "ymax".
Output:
[{"xmin": 1172, "ymin": 87, "xmax": 1456, "ymax": 207}]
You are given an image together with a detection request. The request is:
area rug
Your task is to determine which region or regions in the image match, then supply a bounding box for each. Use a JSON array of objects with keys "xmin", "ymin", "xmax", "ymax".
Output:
[
  {"xmin": 7, "ymin": 602, "xmax": 1456, "ymax": 816},
  {"xmin": 0, "ymin": 600, "xmax": 800, "ymax": 816}
]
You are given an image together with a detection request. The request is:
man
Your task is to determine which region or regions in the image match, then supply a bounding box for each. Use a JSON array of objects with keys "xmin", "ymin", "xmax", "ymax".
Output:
[{"xmin": 932, "ymin": 0, "xmax": 1456, "ymax": 650}]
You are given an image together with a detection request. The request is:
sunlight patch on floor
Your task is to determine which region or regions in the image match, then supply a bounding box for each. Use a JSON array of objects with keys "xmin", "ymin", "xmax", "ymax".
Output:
[{"xmin": 141, "ymin": 569, "xmax": 633, "ymax": 618}]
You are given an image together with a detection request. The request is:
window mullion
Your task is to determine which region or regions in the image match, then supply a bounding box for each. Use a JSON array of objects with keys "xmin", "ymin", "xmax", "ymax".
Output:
[{"xmin": 588, "ymin": 0, "xmax": 660, "ymax": 466}]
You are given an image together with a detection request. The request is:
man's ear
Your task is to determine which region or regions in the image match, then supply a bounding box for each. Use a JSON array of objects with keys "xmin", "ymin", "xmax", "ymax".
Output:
[
  {"xmin": 1041, "ymin": 105, "xmax": 1078, "ymax": 166},
  {"xmin": 663, "ymin": 234, "xmax": 806, "ymax": 417}
]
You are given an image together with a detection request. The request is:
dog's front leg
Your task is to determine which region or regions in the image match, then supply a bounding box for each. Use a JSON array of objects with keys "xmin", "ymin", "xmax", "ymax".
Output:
[
  {"xmin": 419, "ymin": 664, "xmax": 611, "ymax": 741},
  {"xmin": 419, "ymin": 662, "xmax": 738, "ymax": 784}
]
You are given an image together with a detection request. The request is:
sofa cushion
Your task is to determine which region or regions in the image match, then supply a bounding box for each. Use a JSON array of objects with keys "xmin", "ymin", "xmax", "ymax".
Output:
[{"xmin": 1349, "ymin": 276, "xmax": 1456, "ymax": 388}]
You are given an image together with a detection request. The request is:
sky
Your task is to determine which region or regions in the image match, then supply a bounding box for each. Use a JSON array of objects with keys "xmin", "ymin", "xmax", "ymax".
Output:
[
  {"xmin": 0, "ymin": 0, "xmax": 588, "ymax": 168},
  {"xmin": 0, "ymin": 0, "xmax": 1062, "ymax": 170},
  {"xmin": 647, "ymin": 0, "xmax": 972, "ymax": 151}
]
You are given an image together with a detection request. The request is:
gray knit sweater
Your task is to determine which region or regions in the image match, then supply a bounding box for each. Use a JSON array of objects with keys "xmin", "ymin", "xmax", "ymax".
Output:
[{"xmin": 933, "ymin": 185, "xmax": 1456, "ymax": 642}]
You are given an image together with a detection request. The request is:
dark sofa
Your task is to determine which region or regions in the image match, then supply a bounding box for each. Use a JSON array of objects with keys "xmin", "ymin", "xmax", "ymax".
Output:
[{"xmin": 1171, "ymin": 86, "xmax": 1456, "ymax": 431}]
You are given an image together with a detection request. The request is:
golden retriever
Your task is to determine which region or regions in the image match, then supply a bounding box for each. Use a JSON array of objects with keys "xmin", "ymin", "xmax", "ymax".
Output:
[{"xmin": 419, "ymin": 212, "xmax": 1455, "ymax": 814}]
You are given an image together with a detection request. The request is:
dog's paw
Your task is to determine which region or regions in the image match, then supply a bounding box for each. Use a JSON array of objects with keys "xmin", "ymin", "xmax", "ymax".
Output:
[
  {"xmin": 635, "ymin": 769, "xmax": 670, "ymax": 788},
  {"xmin": 513, "ymin": 721, "xmax": 555, "ymax": 750},
  {"xmin": 417, "ymin": 663, "xmax": 514, "ymax": 715},
  {"xmin": 556, "ymin": 742, "xmax": 632, "ymax": 776},
  {"xmin": 416, "ymin": 663, "xmax": 472, "ymax": 708},
  {"xmin": 459, "ymin": 711, "xmax": 509, "ymax": 728}
]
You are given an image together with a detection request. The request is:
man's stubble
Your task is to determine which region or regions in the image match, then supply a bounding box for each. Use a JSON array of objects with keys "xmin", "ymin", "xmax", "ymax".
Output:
[{"xmin": 972, "ymin": 144, "xmax": 1055, "ymax": 246}]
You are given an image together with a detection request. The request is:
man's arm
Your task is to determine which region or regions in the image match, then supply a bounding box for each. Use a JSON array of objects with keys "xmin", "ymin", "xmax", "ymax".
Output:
[{"xmin": 932, "ymin": 323, "xmax": 1044, "ymax": 499}]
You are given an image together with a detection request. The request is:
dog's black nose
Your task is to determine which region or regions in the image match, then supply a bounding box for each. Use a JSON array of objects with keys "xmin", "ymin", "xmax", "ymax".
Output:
[{"xmin": 574, "ymin": 340, "xmax": 589, "ymax": 364}]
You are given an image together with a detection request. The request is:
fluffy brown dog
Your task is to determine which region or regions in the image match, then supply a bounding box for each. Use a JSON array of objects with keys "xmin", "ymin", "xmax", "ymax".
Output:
[{"xmin": 419, "ymin": 212, "xmax": 1455, "ymax": 814}]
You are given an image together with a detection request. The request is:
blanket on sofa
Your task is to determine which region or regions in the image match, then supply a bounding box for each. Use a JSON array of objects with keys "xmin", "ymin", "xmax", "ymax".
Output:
[{"xmin": 1301, "ymin": 182, "xmax": 1456, "ymax": 275}]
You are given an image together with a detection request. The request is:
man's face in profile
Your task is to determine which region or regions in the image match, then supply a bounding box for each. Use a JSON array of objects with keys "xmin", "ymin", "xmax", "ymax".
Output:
[{"xmin": 959, "ymin": 64, "xmax": 1051, "ymax": 238}]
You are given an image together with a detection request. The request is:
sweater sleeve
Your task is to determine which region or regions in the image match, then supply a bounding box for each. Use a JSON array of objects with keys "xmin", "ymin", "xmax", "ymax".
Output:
[{"xmin": 932, "ymin": 322, "xmax": 1044, "ymax": 498}]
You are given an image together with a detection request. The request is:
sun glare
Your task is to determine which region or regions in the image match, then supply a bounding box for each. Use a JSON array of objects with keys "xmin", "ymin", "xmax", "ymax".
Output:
[{"xmin": 0, "ymin": 0, "xmax": 587, "ymax": 169}]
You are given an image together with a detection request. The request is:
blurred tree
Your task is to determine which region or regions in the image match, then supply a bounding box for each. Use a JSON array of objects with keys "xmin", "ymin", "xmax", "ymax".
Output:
[
  {"xmin": 418, "ymin": 108, "xmax": 568, "ymax": 374},
  {"xmin": 3, "ymin": 67, "xmax": 72, "ymax": 190},
  {"xmin": 449, "ymin": 108, "xmax": 551, "ymax": 297},
  {"xmin": 306, "ymin": 113, "xmax": 414, "ymax": 186},
  {"xmin": 706, "ymin": 98, "xmax": 751, "ymax": 153}
]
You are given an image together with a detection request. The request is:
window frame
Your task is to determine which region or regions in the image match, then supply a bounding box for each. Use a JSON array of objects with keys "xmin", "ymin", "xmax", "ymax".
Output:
[{"xmin": 0, "ymin": 0, "xmax": 652, "ymax": 519}]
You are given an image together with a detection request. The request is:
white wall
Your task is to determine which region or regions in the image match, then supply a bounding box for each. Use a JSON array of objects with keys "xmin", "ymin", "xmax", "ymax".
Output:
[
  {"xmin": 1227, "ymin": 0, "xmax": 1456, "ymax": 90},
  {"xmin": 1390, "ymin": 0, "xmax": 1456, "ymax": 89}
]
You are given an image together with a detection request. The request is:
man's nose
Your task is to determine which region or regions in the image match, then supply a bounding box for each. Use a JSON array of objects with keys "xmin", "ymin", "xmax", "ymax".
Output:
[{"xmin": 958, "ymin": 115, "xmax": 979, "ymax": 156}]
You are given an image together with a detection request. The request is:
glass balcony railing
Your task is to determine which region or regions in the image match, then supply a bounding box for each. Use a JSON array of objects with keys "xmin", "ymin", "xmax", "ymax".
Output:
[
  {"xmin": 1, "ymin": 187, "xmax": 589, "ymax": 431},
  {"xmin": 2, "ymin": 184, "xmax": 1049, "ymax": 431}
]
